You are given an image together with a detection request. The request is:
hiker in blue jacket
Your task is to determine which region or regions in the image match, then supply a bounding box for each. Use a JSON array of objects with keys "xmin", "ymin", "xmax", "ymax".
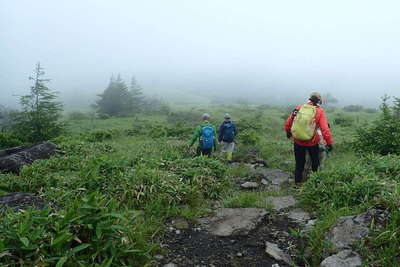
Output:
[{"xmin": 218, "ymin": 113, "xmax": 237, "ymax": 161}]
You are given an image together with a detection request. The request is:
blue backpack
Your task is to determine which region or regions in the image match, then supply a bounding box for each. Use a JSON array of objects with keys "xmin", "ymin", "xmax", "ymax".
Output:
[
  {"xmin": 201, "ymin": 126, "xmax": 214, "ymax": 149},
  {"xmin": 222, "ymin": 122, "xmax": 235, "ymax": 142}
]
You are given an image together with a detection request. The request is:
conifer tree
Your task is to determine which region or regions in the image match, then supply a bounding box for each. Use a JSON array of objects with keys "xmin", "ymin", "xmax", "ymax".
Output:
[
  {"xmin": 96, "ymin": 74, "xmax": 133, "ymax": 116},
  {"xmin": 12, "ymin": 63, "xmax": 64, "ymax": 142},
  {"xmin": 129, "ymin": 76, "xmax": 144, "ymax": 112}
]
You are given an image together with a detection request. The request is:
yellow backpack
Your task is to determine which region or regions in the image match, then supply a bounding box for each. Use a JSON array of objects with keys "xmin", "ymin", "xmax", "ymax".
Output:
[{"xmin": 291, "ymin": 104, "xmax": 317, "ymax": 141}]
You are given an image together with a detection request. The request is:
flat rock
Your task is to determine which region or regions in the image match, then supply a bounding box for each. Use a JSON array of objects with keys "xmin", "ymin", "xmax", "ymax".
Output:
[
  {"xmin": 326, "ymin": 209, "xmax": 388, "ymax": 250},
  {"xmin": 197, "ymin": 208, "xmax": 268, "ymax": 237},
  {"xmin": 265, "ymin": 241, "xmax": 292, "ymax": 265},
  {"xmin": 266, "ymin": 196, "xmax": 297, "ymax": 211},
  {"xmin": 163, "ymin": 263, "xmax": 178, "ymax": 267},
  {"xmin": 240, "ymin": 181, "xmax": 259, "ymax": 189},
  {"xmin": 171, "ymin": 216, "xmax": 190, "ymax": 230},
  {"xmin": 252, "ymin": 168, "xmax": 291, "ymax": 187},
  {"xmin": 320, "ymin": 250, "xmax": 362, "ymax": 267},
  {"xmin": 287, "ymin": 209, "xmax": 311, "ymax": 224}
]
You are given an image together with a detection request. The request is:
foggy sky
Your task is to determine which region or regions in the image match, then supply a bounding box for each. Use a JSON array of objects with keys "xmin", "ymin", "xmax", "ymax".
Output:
[{"xmin": 1, "ymin": 0, "xmax": 400, "ymax": 109}]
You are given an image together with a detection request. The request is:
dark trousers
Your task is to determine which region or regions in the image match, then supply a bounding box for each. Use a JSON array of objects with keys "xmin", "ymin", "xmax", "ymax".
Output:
[
  {"xmin": 197, "ymin": 147, "xmax": 212, "ymax": 157},
  {"xmin": 294, "ymin": 143, "xmax": 320, "ymax": 183}
]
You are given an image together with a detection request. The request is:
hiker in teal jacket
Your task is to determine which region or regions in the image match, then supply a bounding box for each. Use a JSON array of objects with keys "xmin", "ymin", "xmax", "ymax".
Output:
[{"xmin": 188, "ymin": 113, "xmax": 217, "ymax": 156}]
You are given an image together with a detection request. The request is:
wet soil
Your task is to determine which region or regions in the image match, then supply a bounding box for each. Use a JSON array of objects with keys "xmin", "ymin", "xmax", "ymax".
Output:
[{"xmin": 159, "ymin": 215, "xmax": 302, "ymax": 267}]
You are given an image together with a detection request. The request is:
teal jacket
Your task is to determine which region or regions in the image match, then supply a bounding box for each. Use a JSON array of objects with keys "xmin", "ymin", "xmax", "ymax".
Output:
[{"xmin": 188, "ymin": 121, "xmax": 217, "ymax": 149}]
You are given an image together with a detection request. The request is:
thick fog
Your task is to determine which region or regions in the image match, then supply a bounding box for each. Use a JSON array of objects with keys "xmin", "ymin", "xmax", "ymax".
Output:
[{"xmin": 1, "ymin": 0, "xmax": 399, "ymax": 109}]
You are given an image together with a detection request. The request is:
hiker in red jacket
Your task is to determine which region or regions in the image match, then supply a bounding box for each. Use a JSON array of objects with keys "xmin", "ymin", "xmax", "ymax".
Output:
[{"xmin": 284, "ymin": 92, "xmax": 333, "ymax": 185}]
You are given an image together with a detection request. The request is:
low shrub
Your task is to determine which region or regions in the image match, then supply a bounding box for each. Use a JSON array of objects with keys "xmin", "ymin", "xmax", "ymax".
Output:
[
  {"xmin": 0, "ymin": 132, "xmax": 24, "ymax": 149},
  {"xmin": 239, "ymin": 130, "xmax": 260, "ymax": 145},
  {"xmin": 67, "ymin": 111, "xmax": 90, "ymax": 120},
  {"xmin": 333, "ymin": 113, "xmax": 354, "ymax": 127},
  {"xmin": 167, "ymin": 111, "xmax": 200, "ymax": 126},
  {"xmin": 343, "ymin": 105, "xmax": 364, "ymax": 112},
  {"xmin": 0, "ymin": 193, "xmax": 145, "ymax": 266},
  {"xmin": 353, "ymin": 96, "xmax": 400, "ymax": 155},
  {"xmin": 302, "ymin": 164, "xmax": 384, "ymax": 210},
  {"xmin": 83, "ymin": 129, "xmax": 119, "ymax": 142},
  {"xmin": 364, "ymin": 108, "xmax": 378, "ymax": 113},
  {"xmin": 236, "ymin": 119, "xmax": 263, "ymax": 132},
  {"xmin": 127, "ymin": 122, "xmax": 192, "ymax": 139},
  {"xmin": 280, "ymin": 106, "xmax": 294, "ymax": 121},
  {"xmin": 98, "ymin": 113, "xmax": 111, "ymax": 120}
]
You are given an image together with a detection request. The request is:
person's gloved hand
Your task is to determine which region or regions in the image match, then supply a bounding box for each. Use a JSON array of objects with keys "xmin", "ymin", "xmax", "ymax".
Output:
[
  {"xmin": 326, "ymin": 145, "xmax": 333, "ymax": 152},
  {"xmin": 286, "ymin": 131, "xmax": 292, "ymax": 139}
]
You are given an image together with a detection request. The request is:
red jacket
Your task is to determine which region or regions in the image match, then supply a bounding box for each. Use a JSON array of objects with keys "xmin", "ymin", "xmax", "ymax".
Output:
[{"xmin": 284, "ymin": 102, "xmax": 333, "ymax": 146}]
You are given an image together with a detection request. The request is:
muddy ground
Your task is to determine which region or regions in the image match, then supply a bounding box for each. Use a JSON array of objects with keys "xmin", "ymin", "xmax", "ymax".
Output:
[{"xmin": 158, "ymin": 215, "xmax": 303, "ymax": 267}]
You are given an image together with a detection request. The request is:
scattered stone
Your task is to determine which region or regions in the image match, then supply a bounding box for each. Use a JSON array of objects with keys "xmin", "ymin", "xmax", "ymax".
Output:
[
  {"xmin": 231, "ymin": 162, "xmax": 241, "ymax": 167},
  {"xmin": 236, "ymin": 252, "xmax": 243, "ymax": 257},
  {"xmin": 266, "ymin": 196, "xmax": 297, "ymax": 211},
  {"xmin": 251, "ymin": 158, "xmax": 268, "ymax": 168},
  {"xmin": 171, "ymin": 216, "xmax": 190, "ymax": 230},
  {"xmin": 267, "ymin": 184, "xmax": 282, "ymax": 192},
  {"xmin": 198, "ymin": 208, "xmax": 268, "ymax": 237},
  {"xmin": 265, "ymin": 241, "xmax": 292, "ymax": 265},
  {"xmin": 261, "ymin": 179, "xmax": 269, "ymax": 185},
  {"xmin": 175, "ymin": 230, "xmax": 181, "ymax": 235},
  {"xmin": 0, "ymin": 142, "xmax": 58, "ymax": 173},
  {"xmin": 244, "ymin": 163, "xmax": 256, "ymax": 169},
  {"xmin": 320, "ymin": 250, "xmax": 362, "ymax": 267},
  {"xmin": 240, "ymin": 181, "xmax": 259, "ymax": 189},
  {"xmin": 280, "ymin": 160, "xmax": 292, "ymax": 167},
  {"xmin": 303, "ymin": 219, "xmax": 317, "ymax": 232},
  {"xmin": 326, "ymin": 209, "xmax": 388, "ymax": 250},
  {"xmin": 287, "ymin": 209, "xmax": 311, "ymax": 224},
  {"xmin": 272, "ymin": 264, "xmax": 280, "ymax": 267},
  {"xmin": 163, "ymin": 263, "xmax": 177, "ymax": 267},
  {"xmin": 154, "ymin": 255, "xmax": 164, "ymax": 261}
]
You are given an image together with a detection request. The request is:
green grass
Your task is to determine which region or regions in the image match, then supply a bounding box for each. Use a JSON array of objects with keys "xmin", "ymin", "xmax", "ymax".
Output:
[{"xmin": 2, "ymin": 105, "xmax": 399, "ymax": 266}]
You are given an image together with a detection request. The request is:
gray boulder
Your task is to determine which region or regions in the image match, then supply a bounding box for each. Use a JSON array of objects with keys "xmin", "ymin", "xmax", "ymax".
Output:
[
  {"xmin": 252, "ymin": 169, "xmax": 291, "ymax": 189},
  {"xmin": 326, "ymin": 209, "xmax": 388, "ymax": 250},
  {"xmin": 197, "ymin": 208, "xmax": 268, "ymax": 237},
  {"xmin": 0, "ymin": 192, "xmax": 52, "ymax": 211},
  {"xmin": 0, "ymin": 142, "xmax": 58, "ymax": 173},
  {"xmin": 320, "ymin": 250, "xmax": 362, "ymax": 267}
]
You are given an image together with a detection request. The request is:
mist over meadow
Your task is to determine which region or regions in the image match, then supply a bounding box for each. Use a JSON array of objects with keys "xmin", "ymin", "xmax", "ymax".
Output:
[{"xmin": 1, "ymin": 0, "xmax": 399, "ymax": 110}]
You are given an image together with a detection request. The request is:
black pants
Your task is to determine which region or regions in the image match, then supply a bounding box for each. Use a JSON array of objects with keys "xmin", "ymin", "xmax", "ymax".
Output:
[
  {"xmin": 294, "ymin": 143, "xmax": 320, "ymax": 183},
  {"xmin": 197, "ymin": 147, "xmax": 212, "ymax": 157}
]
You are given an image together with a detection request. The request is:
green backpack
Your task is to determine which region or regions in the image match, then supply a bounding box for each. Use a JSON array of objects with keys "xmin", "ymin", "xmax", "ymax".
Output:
[{"xmin": 291, "ymin": 104, "xmax": 317, "ymax": 141}]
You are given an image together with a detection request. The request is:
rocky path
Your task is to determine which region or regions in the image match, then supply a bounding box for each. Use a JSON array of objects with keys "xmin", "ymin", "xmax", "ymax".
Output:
[
  {"xmin": 155, "ymin": 159, "xmax": 389, "ymax": 267},
  {"xmin": 156, "ymin": 164, "xmax": 316, "ymax": 267}
]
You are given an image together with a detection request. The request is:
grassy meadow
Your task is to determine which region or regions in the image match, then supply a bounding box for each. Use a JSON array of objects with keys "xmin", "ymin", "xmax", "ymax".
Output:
[{"xmin": 1, "ymin": 104, "xmax": 399, "ymax": 266}]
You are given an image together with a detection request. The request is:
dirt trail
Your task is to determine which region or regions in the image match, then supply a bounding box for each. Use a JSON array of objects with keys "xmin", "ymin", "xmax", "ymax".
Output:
[{"xmin": 157, "ymin": 164, "xmax": 313, "ymax": 267}]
